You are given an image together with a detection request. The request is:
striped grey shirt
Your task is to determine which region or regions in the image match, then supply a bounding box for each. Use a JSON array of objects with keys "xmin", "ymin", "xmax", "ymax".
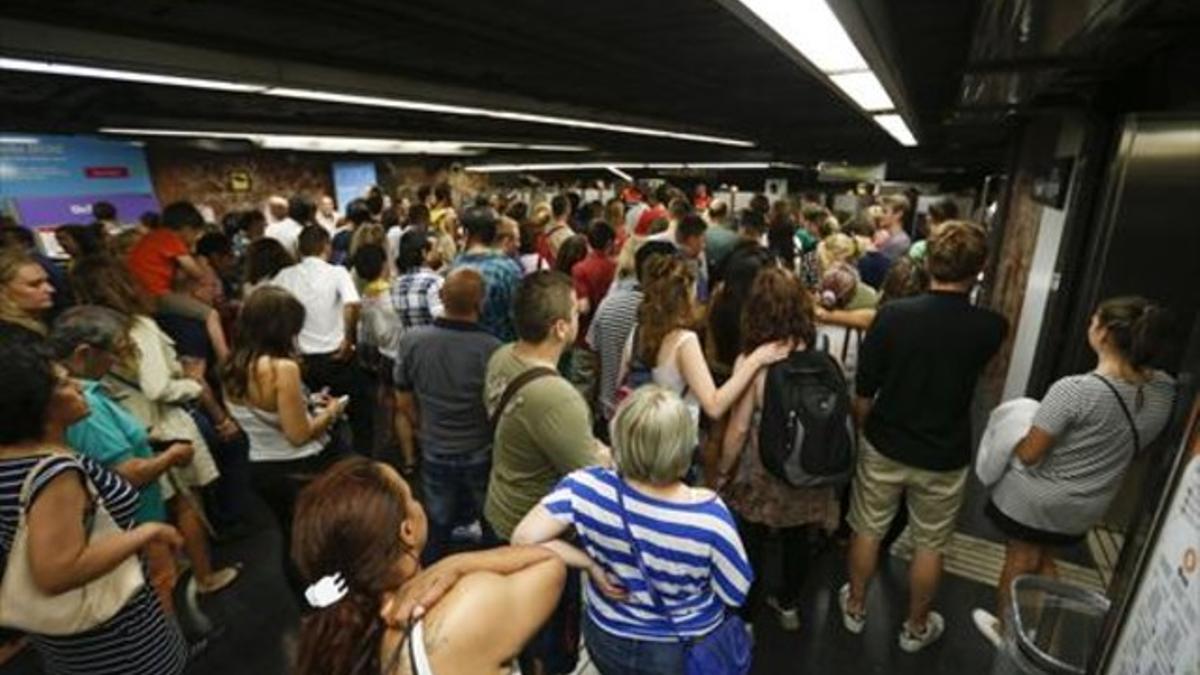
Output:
[
  {"xmin": 990, "ymin": 370, "xmax": 1175, "ymax": 535},
  {"xmin": 586, "ymin": 278, "xmax": 642, "ymax": 420}
]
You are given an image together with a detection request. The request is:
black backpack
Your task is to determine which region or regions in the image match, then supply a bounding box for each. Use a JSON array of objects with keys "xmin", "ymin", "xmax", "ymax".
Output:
[{"xmin": 757, "ymin": 347, "xmax": 855, "ymax": 487}]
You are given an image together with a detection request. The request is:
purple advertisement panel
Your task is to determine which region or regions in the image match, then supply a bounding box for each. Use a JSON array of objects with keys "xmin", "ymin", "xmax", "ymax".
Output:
[
  {"xmin": 0, "ymin": 134, "xmax": 154, "ymax": 198},
  {"xmin": 15, "ymin": 192, "xmax": 160, "ymax": 228}
]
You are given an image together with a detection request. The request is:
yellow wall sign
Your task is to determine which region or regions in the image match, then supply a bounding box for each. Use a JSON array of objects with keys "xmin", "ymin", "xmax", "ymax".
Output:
[{"xmin": 229, "ymin": 170, "xmax": 252, "ymax": 192}]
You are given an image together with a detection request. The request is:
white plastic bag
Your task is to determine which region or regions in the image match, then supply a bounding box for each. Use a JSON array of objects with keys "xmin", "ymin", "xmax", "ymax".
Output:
[{"xmin": 976, "ymin": 398, "xmax": 1039, "ymax": 486}]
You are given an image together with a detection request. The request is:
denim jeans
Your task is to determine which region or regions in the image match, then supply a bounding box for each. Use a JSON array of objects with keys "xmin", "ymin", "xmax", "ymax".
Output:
[
  {"xmin": 584, "ymin": 613, "xmax": 685, "ymax": 675},
  {"xmin": 421, "ymin": 450, "xmax": 494, "ymax": 565}
]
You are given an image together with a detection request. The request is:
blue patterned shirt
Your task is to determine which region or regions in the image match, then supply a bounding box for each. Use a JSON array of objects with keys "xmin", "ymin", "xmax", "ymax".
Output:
[{"xmin": 452, "ymin": 250, "xmax": 523, "ymax": 342}]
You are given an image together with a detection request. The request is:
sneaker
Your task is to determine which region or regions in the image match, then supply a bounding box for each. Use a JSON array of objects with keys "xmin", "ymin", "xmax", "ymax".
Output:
[
  {"xmin": 972, "ymin": 608, "xmax": 1003, "ymax": 648},
  {"xmin": 838, "ymin": 583, "xmax": 866, "ymax": 634},
  {"xmin": 766, "ymin": 597, "xmax": 801, "ymax": 631},
  {"xmin": 450, "ymin": 520, "xmax": 483, "ymax": 543},
  {"xmin": 898, "ymin": 611, "xmax": 945, "ymax": 653}
]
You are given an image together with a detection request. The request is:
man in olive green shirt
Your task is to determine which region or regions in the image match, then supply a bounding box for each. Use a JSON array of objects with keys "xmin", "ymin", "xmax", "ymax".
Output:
[{"xmin": 484, "ymin": 271, "xmax": 609, "ymax": 541}]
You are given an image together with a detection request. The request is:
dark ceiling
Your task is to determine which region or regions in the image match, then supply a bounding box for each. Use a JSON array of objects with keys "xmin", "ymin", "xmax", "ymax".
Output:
[{"xmin": 0, "ymin": 0, "xmax": 1004, "ymax": 177}]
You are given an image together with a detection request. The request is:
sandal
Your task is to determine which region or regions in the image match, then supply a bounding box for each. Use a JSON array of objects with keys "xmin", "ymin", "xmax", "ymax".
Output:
[{"xmin": 195, "ymin": 564, "xmax": 242, "ymax": 595}]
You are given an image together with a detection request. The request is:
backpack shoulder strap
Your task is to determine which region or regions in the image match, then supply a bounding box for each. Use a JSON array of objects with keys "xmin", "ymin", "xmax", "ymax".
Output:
[{"xmin": 490, "ymin": 366, "xmax": 558, "ymax": 429}]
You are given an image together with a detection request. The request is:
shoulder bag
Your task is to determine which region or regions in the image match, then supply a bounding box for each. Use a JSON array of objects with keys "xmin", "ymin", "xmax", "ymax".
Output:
[
  {"xmin": 0, "ymin": 453, "xmax": 145, "ymax": 636},
  {"xmin": 613, "ymin": 480, "xmax": 751, "ymax": 675},
  {"xmin": 1091, "ymin": 373, "xmax": 1141, "ymax": 453},
  {"xmin": 489, "ymin": 366, "xmax": 559, "ymax": 431}
]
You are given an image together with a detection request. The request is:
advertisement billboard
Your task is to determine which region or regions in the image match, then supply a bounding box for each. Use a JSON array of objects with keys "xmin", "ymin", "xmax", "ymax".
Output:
[{"xmin": 0, "ymin": 134, "xmax": 158, "ymax": 227}]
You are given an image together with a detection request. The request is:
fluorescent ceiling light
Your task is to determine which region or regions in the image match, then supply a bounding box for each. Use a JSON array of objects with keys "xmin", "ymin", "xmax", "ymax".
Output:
[
  {"xmin": 736, "ymin": 0, "xmax": 867, "ymax": 73},
  {"xmin": 264, "ymin": 87, "xmax": 754, "ymax": 147},
  {"xmin": 465, "ymin": 142, "xmax": 589, "ymax": 152},
  {"xmin": 1, "ymin": 56, "xmax": 752, "ymax": 147},
  {"xmin": 255, "ymin": 136, "xmax": 479, "ymax": 155},
  {"xmin": 873, "ymin": 114, "xmax": 917, "ymax": 147},
  {"xmin": 98, "ymin": 128, "xmax": 589, "ymax": 153},
  {"xmin": 830, "ymin": 71, "xmax": 894, "ymax": 112},
  {"xmin": 731, "ymin": 2, "xmax": 917, "ymax": 145},
  {"xmin": 465, "ymin": 162, "xmax": 791, "ymax": 173},
  {"xmin": 645, "ymin": 162, "xmax": 771, "ymax": 170},
  {"xmin": 606, "ymin": 166, "xmax": 634, "ymax": 182},
  {"xmin": 0, "ymin": 136, "xmax": 40, "ymax": 144},
  {"xmin": 0, "ymin": 56, "xmax": 264, "ymax": 93}
]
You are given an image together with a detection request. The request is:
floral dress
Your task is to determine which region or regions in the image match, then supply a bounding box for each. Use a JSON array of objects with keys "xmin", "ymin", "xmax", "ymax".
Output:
[{"xmin": 721, "ymin": 410, "xmax": 840, "ymax": 531}]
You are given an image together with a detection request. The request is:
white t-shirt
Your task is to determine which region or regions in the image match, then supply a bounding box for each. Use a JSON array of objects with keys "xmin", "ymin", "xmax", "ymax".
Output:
[
  {"xmin": 271, "ymin": 257, "xmax": 361, "ymax": 354},
  {"xmin": 264, "ymin": 217, "xmax": 303, "ymax": 256},
  {"xmin": 386, "ymin": 225, "xmax": 404, "ymax": 276},
  {"xmin": 315, "ymin": 212, "xmax": 338, "ymax": 234}
]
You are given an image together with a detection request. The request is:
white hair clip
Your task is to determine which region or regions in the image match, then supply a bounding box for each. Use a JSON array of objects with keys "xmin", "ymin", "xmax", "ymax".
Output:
[{"xmin": 304, "ymin": 572, "xmax": 348, "ymax": 609}]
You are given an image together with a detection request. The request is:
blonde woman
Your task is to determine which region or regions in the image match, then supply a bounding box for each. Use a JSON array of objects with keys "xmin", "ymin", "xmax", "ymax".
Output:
[
  {"xmin": 349, "ymin": 222, "xmax": 387, "ymax": 263},
  {"xmin": 514, "ymin": 386, "xmax": 753, "ymax": 675},
  {"xmin": 817, "ymin": 232, "xmax": 862, "ymax": 273},
  {"xmin": 0, "ymin": 248, "xmax": 54, "ymax": 339},
  {"xmin": 429, "ymin": 210, "xmax": 459, "ymax": 271}
]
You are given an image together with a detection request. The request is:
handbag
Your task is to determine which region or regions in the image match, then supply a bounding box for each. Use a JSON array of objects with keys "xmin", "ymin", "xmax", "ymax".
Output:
[
  {"xmin": 0, "ymin": 454, "xmax": 145, "ymax": 636},
  {"xmin": 613, "ymin": 480, "xmax": 752, "ymax": 675}
]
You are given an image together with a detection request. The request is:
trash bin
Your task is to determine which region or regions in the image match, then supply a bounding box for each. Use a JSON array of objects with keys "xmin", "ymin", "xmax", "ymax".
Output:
[{"xmin": 991, "ymin": 575, "xmax": 1111, "ymax": 674}]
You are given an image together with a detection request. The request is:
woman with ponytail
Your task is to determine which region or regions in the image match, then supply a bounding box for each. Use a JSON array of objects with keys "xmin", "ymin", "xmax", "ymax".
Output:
[
  {"xmin": 292, "ymin": 456, "xmax": 565, "ymax": 675},
  {"xmin": 973, "ymin": 296, "xmax": 1176, "ymax": 646}
]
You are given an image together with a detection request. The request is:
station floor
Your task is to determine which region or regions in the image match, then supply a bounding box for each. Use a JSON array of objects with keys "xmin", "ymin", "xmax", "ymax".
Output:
[{"xmin": 0, "ymin": 472, "xmax": 1120, "ymax": 675}]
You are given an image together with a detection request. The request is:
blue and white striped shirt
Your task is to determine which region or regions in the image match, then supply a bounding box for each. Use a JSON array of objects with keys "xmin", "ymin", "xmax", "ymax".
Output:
[{"xmin": 541, "ymin": 467, "xmax": 752, "ymax": 642}]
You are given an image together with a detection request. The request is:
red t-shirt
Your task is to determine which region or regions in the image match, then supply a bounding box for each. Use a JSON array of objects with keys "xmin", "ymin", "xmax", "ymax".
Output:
[
  {"xmin": 127, "ymin": 228, "xmax": 188, "ymax": 297},
  {"xmin": 634, "ymin": 204, "xmax": 667, "ymax": 236},
  {"xmin": 572, "ymin": 250, "xmax": 616, "ymax": 346}
]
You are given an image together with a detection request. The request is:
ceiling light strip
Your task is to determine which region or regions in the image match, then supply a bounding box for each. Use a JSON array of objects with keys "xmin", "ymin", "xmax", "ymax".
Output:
[
  {"xmin": 0, "ymin": 56, "xmax": 752, "ymax": 147},
  {"xmin": 872, "ymin": 114, "xmax": 917, "ymax": 147},
  {"xmin": 736, "ymin": 0, "xmax": 866, "ymax": 73},
  {"xmin": 464, "ymin": 162, "xmax": 792, "ymax": 173},
  {"xmin": 730, "ymin": 0, "xmax": 916, "ymax": 145},
  {"xmin": 606, "ymin": 166, "xmax": 634, "ymax": 182},
  {"xmin": 98, "ymin": 127, "xmax": 591, "ymax": 153},
  {"xmin": 264, "ymin": 87, "xmax": 753, "ymax": 147},
  {"xmin": 0, "ymin": 56, "xmax": 264, "ymax": 93}
]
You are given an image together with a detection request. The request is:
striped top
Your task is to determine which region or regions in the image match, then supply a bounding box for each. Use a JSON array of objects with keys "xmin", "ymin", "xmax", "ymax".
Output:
[
  {"xmin": 0, "ymin": 454, "xmax": 186, "ymax": 675},
  {"xmin": 585, "ymin": 278, "xmax": 642, "ymax": 420},
  {"xmin": 990, "ymin": 371, "xmax": 1175, "ymax": 535},
  {"xmin": 541, "ymin": 467, "xmax": 752, "ymax": 642}
]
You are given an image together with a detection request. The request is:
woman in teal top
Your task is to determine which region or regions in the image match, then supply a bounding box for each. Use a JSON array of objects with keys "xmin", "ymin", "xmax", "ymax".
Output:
[
  {"xmin": 66, "ymin": 380, "xmax": 175, "ymax": 524},
  {"xmin": 49, "ymin": 306, "xmax": 239, "ymax": 602}
]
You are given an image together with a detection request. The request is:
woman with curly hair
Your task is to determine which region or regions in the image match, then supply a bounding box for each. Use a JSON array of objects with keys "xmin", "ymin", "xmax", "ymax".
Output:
[
  {"xmin": 717, "ymin": 266, "xmax": 840, "ymax": 632},
  {"xmin": 621, "ymin": 254, "xmax": 789, "ymax": 427}
]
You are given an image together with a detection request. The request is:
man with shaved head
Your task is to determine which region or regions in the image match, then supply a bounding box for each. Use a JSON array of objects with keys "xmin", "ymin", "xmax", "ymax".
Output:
[{"xmin": 393, "ymin": 266, "xmax": 502, "ymax": 563}]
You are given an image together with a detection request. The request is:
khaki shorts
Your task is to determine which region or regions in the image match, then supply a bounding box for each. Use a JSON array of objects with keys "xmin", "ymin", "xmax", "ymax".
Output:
[
  {"xmin": 155, "ymin": 292, "xmax": 212, "ymax": 322},
  {"xmin": 847, "ymin": 437, "xmax": 968, "ymax": 552}
]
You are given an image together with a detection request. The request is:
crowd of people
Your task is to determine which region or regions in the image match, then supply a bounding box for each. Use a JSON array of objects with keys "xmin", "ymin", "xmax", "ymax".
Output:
[{"xmin": 0, "ymin": 179, "xmax": 1175, "ymax": 674}]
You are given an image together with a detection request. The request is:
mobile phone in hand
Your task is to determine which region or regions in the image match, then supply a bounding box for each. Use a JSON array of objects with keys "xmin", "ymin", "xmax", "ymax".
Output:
[{"xmin": 149, "ymin": 439, "xmax": 189, "ymax": 454}]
